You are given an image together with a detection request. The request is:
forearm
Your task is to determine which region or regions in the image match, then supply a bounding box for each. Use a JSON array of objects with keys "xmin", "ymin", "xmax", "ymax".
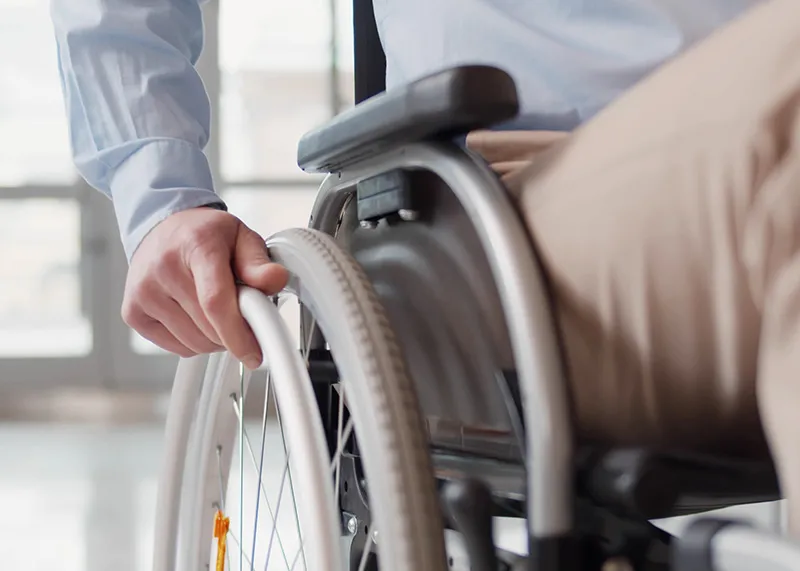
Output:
[{"xmin": 51, "ymin": 0, "xmax": 225, "ymax": 260}]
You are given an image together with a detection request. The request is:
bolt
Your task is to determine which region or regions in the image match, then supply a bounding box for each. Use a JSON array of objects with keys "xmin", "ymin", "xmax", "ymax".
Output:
[
  {"xmin": 602, "ymin": 557, "xmax": 634, "ymax": 571},
  {"xmin": 360, "ymin": 220, "xmax": 377, "ymax": 229},
  {"xmin": 398, "ymin": 209, "xmax": 418, "ymax": 221},
  {"xmin": 346, "ymin": 516, "xmax": 358, "ymax": 535}
]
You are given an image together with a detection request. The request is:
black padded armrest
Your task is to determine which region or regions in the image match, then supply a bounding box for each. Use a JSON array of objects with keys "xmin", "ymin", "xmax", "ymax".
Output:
[{"xmin": 296, "ymin": 65, "xmax": 519, "ymax": 173}]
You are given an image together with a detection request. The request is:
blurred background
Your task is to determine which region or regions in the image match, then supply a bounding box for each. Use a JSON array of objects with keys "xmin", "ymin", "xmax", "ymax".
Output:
[
  {"xmin": 0, "ymin": 0, "xmax": 784, "ymax": 569},
  {"xmin": 0, "ymin": 0, "xmax": 352, "ymax": 568}
]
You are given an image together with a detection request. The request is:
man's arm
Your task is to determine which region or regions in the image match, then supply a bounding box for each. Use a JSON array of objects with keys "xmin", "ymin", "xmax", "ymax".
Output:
[
  {"xmin": 51, "ymin": 0, "xmax": 225, "ymax": 261},
  {"xmin": 50, "ymin": 0, "xmax": 287, "ymax": 367}
]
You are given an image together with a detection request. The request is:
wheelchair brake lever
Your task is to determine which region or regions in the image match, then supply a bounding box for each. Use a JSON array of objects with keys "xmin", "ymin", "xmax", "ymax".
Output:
[{"xmin": 442, "ymin": 478, "xmax": 500, "ymax": 571}]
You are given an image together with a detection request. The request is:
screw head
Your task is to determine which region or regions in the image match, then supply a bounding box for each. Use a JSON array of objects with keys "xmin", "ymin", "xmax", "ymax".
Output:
[
  {"xmin": 346, "ymin": 516, "xmax": 358, "ymax": 535},
  {"xmin": 360, "ymin": 220, "xmax": 377, "ymax": 229},
  {"xmin": 398, "ymin": 209, "xmax": 418, "ymax": 221},
  {"xmin": 602, "ymin": 557, "xmax": 634, "ymax": 571}
]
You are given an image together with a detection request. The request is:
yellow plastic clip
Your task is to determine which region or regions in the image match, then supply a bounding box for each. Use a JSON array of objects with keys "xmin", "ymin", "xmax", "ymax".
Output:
[{"xmin": 213, "ymin": 509, "xmax": 230, "ymax": 571}]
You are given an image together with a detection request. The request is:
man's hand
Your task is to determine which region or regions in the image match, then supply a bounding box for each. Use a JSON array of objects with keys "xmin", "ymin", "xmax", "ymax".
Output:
[{"xmin": 122, "ymin": 207, "xmax": 289, "ymax": 369}]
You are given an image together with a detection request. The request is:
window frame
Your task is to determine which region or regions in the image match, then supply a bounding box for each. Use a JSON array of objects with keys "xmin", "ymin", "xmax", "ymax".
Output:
[
  {"xmin": 109, "ymin": 0, "xmax": 345, "ymax": 390},
  {"xmin": 0, "ymin": 0, "xmax": 346, "ymax": 391}
]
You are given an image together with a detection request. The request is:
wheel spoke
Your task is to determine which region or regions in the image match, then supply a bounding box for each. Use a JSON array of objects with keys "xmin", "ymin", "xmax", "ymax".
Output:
[
  {"xmin": 263, "ymin": 458, "xmax": 291, "ymax": 571},
  {"xmin": 329, "ymin": 416, "xmax": 354, "ymax": 473},
  {"xmin": 302, "ymin": 319, "xmax": 318, "ymax": 364},
  {"xmin": 226, "ymin": 527, "xmax": 255, "ymax": 571},
  {"xmin": 275, "ymin": 402, "xmax": 307, "ymax": 570},
  {"xmin": 238, "ymin": 363, "xmax": 246, "ymax": 571},
  {"xmin": 213, "ymin": 285, "xmax": 386, "ymax": 571},
  {"xmin": 356, "ymin": 530, "xmax": 376, "ymax": 571},
  {"xmin": 250, "ymin": 371, "xmax": 273, "ymax": 570},
  {"xmin": 333, "ymin": 388, "xmax": 346, "ymax": 509},
  {"xmin": 230, "ymin": 395, "xmax": 291, "ymax": 568},
  {"xmin": 288, "ymin": 542, "xmax": 305, "ymax": 571},
  {"xmin": 215, "ymin": 447, "xmax": 227, "ymax": 510}
]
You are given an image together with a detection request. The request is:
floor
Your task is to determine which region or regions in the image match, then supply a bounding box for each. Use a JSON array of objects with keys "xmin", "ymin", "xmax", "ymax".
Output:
[
  {"xmin": 0, "ymin": 421, "xmax": 161, "ymax": 571},
  {"xmin": 0, "ymin": 397, "xmax": 785, "ymax": 571}
]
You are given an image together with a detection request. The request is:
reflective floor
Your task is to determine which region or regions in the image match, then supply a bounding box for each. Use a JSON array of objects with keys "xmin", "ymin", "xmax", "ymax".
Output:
[
  {"xmin": 0, "ymin": 394, "xmax": 785, "ymax": 571},
  {"xmin": 0, "ymin": 421, "xmax": 161, "ymax": 571}
]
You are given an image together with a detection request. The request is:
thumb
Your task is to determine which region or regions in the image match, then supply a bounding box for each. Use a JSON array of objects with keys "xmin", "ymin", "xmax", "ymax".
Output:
[{"xmin": 233, "ymin": 224, "xmax": 289, "ymax": 294}]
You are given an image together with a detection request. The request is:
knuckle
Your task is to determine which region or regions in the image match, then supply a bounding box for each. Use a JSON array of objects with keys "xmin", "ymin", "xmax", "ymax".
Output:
[
  {"xmin": 185, "ymin": 224, "xmax": 225, "ymax": 257},
  {"xmin": 120, "ymin": 299, "xmax": 144, "ymax": 327},
  {"xmin": 129, "ymin": 280, "xmax": 160, "ymax": 309},
  {"xmin": 199, "ymin": 287, "xmax": 227, "ymax": 314},
  {"xmin": 120, "ymin": 305, "xmax": 136, "ymax": 327},
  {"xmin": 182, "ymin": 216, "xmax": 239, "ymax": 263},
  {"xmin": 154, "ymin": 248, "xmax": 182, "ymax": 272}
]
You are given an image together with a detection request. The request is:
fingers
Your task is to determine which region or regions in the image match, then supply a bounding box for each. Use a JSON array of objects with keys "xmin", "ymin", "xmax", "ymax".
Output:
[
  {"xmin": 158, "ymin": 266, "xmax": 224, "ymax": 346},
  {"xmin": 192, "ymin": 252, "xmax": 263, "ymax": 369},
  {"xmin": 233, "ymin": 225, "xmax": 289, "ymax": 294},
  {"xmin": 123, "ymin": 285, "xmax": 223, "ymax": 355},
  {"xmin": 148, "ymin": 297, "xmax": 224, "ymax": 354},
  {"xmin": 122, "ymin": 208, "xmax": 286, "ymax": 368},
  {"xmin": 122, "ymin": 303, "xmax": 195, "ymax": 358}
]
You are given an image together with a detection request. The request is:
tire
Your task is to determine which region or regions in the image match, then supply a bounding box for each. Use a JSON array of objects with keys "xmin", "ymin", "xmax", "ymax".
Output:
[{"xmin": 153, "ymin": 227, "xmax": 447, "ymax": 571}]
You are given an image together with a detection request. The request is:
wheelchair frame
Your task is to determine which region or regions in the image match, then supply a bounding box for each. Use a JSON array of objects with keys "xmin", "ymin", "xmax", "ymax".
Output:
[
  {"xmin": 307, "ymin": 142, "xmax": 575, "ymax": 551},
  {"xmin": 294, "ymin": 2, "xmax": 800, "ymax": 570},
  {"xmin": 149, "ymin": 4, "xmax": 800, "ymax": 571},
  {"xmin": 349, "ymin": 6, "xmax": 574, "ymax": 553}
]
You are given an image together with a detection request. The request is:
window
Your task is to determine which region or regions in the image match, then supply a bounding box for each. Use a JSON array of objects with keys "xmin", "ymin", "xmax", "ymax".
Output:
[
  {"xmin": 129, "ymin": 0, "xmax": 354, "ymax": 369},
  {"xmin": 0, "ymin": 199, "xmax": 90, "ymax": 357},
  {"xmin": 0, "ymin": 0, "xmax": 74, "ymax": 185},
  {"xmin": 0, "ymin": 0, "xmax": 356, "ymax": 387},
  {"xmin": 219, "ymin": 0, "xmax": 335, "ymax": 181},
  {"xmin": 218, "ymin": 0, "xmax": 354, "ymax": 181},
  {"xmin": 0, "ymin": 0, "xmax": 103, "ymax": 388},
  {"xmin": 224, "ymin": 187, "xmax": 320, "ymax": 345},
  {"xmin": 210, "ymin": 0, "xmax": 354, "ymax": 351}
]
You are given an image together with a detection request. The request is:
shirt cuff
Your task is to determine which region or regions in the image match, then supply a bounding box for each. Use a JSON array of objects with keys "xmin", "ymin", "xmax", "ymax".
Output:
[{"xmin": 109, "ymin": 138, "xmax": 226, "ymax": 261}]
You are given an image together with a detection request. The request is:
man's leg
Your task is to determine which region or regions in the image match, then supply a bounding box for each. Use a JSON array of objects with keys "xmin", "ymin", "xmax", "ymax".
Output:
[{"xmin": 473, "ymin": 0, "xmax": 800, "ymax": 525}]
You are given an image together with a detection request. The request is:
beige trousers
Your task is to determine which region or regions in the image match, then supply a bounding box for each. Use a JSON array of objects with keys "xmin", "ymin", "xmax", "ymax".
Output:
[{"xmin": 467, "ymin": 0, "xmax": 800, "ymax": 528}]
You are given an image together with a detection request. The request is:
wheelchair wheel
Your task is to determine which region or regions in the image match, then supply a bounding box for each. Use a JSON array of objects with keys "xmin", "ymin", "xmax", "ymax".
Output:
[{"xmin": 153, "ymin": 228, "xmax": 447, "ymax": 571}]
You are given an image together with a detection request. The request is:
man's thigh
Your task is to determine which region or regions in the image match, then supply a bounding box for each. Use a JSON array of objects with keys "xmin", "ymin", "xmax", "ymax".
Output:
[{"xmin": 486, "ymin": 0, "xmax": 800, "ymax": 454}]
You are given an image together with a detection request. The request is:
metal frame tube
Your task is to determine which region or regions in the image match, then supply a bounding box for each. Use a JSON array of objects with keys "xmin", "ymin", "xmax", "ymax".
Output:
[
  {"xmin": 712, "ymin": 523, "xmax": 800, "ymax": 571},
  {"xmin": 308, "ymin": 142, "xmax": 574, "ymax": 540}
]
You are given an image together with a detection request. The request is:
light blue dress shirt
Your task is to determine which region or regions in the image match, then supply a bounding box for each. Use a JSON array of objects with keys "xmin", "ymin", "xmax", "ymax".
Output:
[{"xmin": 51, "ymin": 0, "xmax": 761, "ymax": 261}]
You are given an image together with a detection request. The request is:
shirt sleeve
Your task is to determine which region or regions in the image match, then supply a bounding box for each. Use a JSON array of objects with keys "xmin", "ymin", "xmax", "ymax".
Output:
[{"xmin": 51, "ymin": 0, "xmax": 227, "ymax": 261}]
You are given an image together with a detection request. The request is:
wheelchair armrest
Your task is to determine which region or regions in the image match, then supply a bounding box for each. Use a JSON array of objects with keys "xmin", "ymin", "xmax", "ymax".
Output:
[{"xmin": 296, "ymin": 65, "xmax": 519, "ymax": 173}]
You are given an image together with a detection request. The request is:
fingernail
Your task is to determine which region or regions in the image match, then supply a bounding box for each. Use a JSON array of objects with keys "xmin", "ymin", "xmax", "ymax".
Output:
[{"xmin": 243, "ymin": 354, "xmax": 262, "ymax": 370}]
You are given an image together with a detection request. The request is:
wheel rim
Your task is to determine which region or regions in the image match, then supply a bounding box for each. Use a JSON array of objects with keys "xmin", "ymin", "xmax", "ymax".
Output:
[
  {"xmin": 184, "ymin": 288, "xmax": 384, "ymax": 571},
  {"xmin": 158, "ymin": 225, "xmax": 447, "ymax": 571}
]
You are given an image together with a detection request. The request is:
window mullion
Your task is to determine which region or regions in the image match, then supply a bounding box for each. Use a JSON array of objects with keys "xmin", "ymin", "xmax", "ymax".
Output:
[{"xmin": 198, "ymin": 0, "xmax": 222, "ymax": 187}]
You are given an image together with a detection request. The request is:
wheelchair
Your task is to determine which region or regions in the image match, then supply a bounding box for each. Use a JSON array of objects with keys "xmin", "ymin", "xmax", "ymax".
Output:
[{"xmin": 150, "ymin": 4, "xmax": 800, "ymax": 571}]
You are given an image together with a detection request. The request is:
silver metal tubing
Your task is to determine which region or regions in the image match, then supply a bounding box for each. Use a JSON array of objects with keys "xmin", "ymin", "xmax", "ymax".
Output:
[
  {"xmin": 712, "ymin": 523, "xmax": 800, "ymax": 571},
  {"xmin": 307, "ymin": 142, "xmax": 574, "ymax": 538}
]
